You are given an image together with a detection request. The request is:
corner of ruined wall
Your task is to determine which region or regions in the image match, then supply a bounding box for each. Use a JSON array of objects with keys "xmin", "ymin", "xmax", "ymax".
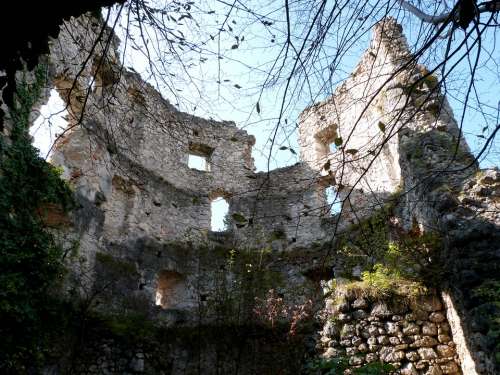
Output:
[
  {"xmin": 437, "ymin": 169, "xmax": 500, "ymax": 374},
  {"xmin": 441, "ymin": 292, "xmax": 481, "ymax": 375},
  {"xmin": 383, "ymin": 21, "xmax": 497, "ymax": 373},
  {"xmin": 394, "ymin": 64, "xmax": 498, "ymax": 374},
  {"xmin": 300, "ymin": 18, "xmax": 497, "ymax": 374}
]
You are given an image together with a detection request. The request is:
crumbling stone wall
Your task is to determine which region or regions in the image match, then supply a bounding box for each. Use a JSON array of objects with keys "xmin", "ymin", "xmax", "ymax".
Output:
[
  {"xmin": 46, "ymin": 14, "xmax": 332, "ymax": 253},
  {"xmin": 21, "ymin": 15, "xmax": 332, "ymax": 333},
  {"xmin": 298, "ymin": 21, "xmax": 408, "ymax": 218}
]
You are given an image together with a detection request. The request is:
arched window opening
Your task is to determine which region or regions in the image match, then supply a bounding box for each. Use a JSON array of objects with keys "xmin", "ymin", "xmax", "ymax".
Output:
[
  {"xmin": 155, "ymin": 270, "xmax": 187, "ymax": 309},
  {"xmin": 211, "ymin": 196, "xmax": 229, "ymax": 232},
  {"xmin": 30, "ymin": 89, "xmax": 69, "ymax": 159},
  {"xmin": 314, "ymin": 125, "xmax": 338, "ymax": 159},
  {"xmin": 325, "ymin": 186, "xmax": 342, "ymax": 215}
]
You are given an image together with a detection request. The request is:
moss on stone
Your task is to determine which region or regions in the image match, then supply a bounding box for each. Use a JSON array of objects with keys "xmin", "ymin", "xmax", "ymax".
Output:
[{"xmin": 95, "ymin": 252, "xmax": 137, "ymax": 276}]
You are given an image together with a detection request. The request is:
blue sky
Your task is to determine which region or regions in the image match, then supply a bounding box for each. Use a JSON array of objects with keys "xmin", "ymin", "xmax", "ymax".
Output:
[
  {"xmin": 28, "ymin": 1, "xmax": 498, "ymax": 231},
  {"xmin": 101, "ymin": 0, "xmax": 497, "ymax": 170},
  {"xmin": 31, "ymin": 1, "xmax": 499, "ymax": 172}
]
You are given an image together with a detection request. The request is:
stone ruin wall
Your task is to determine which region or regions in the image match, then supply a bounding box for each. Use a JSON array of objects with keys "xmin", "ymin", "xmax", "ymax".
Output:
[
  {"xmin": 47, "ymin": 16, "xmax": 331, "ymax": 253},
  {"xmin": 317, "ymin": 294, "xmax": 461, "ymax": 375},
  {"xmin": 298, "ymin": 19, "xmax": 473, "ymax": 228},
  {"xmin": 41, "ymin": 14, "xmax": 328, "ymax": 327},
  {"xmin": 7, "ymin": 12, "xmax": 497, "ymax": 375}
]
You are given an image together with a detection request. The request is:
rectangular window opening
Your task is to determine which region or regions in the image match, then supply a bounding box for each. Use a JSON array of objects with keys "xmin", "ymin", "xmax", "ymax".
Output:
[
  {"xmin": 211, "ymin": 197, "xmax": 229, "ymax": 232},
  {"xmin": 325, "ymin": 186, "xmax": 342, "ymax": 215}
]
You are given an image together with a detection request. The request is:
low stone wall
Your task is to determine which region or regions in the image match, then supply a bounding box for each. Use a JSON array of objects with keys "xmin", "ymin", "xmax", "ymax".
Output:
[
  {"xmin": 45, "ymin": 325, "xmax": 312, "ymax": 375},
  {"xmin": 316, "ymin": 292, "xmax": 461, "ymax": 374}
]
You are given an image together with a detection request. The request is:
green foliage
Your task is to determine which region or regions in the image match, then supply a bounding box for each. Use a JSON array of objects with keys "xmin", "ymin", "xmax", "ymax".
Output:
[
  {"xmin": 353, "ymin": 362, "xmax": 394, "ymax": 375},
  {"xmin": 422, "ymin": 74, "xmax": 439, "ymax": 90},
  {"xmin": 337, "ymin": 201, "xmax": 393, "ymax": 266},
  {"xmin": 336, "ymin": 193, "xmax": 442, "ymax": 301},
  {"xmin": 210, "ymin": 246, "xmax": 286, "ymax": 323},
  {"xmin": 388, "ymin": 231, "xmax": 443, "ymax": 286},
  {"xmin": 305, "ymin": 357, "xmax": 394, "ymax": 375},
  {"xmin": 471, "ymin": 280, "xmax": 500, "ymax": 361},
  {"xmin": 99, "ymin": 311, "xmax": 156, "ymax": 342},
  {"xmin": 9, "ymin": 65, "xmax": 46, "ymax": 136},
  {"xmin": 472, "ymin": 280, "xmax": 500, "ymax": 302},
  {"xmin": 361, "ymin": 264, "xmax": 398, "ymax": 293},
  {"xmin": 305, "ymin": 356, "xmax": 348, "ymax": 374},
  {"xmin": 340, "ymin": 263, "xmax": 427, "ymax": 301},
  {"xmin": 0, "ymin": 64, "xmax": 74, "ymax": 371}
]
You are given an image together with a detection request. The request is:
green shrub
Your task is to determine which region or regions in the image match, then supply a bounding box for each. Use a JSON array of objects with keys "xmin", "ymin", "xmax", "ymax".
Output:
[
  {"xmin": 338, "ymin": 264, "xmax": 426, "ymax": 302},
  {"xmin": 336, "ymin": 192, "xmax": 444, "ymax": 297}
]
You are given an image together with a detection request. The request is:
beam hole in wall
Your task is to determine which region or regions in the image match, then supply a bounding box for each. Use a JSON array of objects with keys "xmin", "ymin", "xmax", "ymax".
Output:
[
  {"xmin": 30, "ymin": 88, "xmax": 69, "ymax": 160},
  {"xmin": 155, "ymin": 270, "xmax": 187, "ymax": 309},
  {"xmin": 211, "ymin": 196, "xmax": 229, "ymax": 232},
  {"xmin": 325, "ymin": 186, "xmax": 342, "ymax": 215},
  {"xmin": 187, "ymin": 142, "xmax": 214, "ymax": 171}
]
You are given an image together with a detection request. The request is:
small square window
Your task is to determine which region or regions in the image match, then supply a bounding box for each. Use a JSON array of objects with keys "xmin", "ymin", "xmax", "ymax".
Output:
[
  {"xmin": 188, "ymin": 154, "xmax": 209, "ymax": 171},
  {"xmin": 187, "ymin": 142, "xmax": 214, "ymax": 171}
]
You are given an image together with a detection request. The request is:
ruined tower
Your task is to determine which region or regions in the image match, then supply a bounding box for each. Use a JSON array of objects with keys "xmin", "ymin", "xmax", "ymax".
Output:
[{"xmin": 2, "ymin": 12, "xmax": 498, "ymax": 375}]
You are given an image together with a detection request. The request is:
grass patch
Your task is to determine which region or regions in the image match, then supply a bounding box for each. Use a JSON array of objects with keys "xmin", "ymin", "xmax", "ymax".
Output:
[{"xmin": 340, "ymin": 267, "xmax": 427, "ymax": 301}]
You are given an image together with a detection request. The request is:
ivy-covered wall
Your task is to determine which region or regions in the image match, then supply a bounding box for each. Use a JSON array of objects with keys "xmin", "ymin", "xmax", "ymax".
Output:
[{"xmin": 0, "ymin": 64, "xmax": 74, "ymax": 371}]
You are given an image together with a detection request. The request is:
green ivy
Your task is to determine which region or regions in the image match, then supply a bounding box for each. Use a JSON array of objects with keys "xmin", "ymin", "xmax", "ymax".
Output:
[{"xmin": 0, "ymin": 64, "xmax": 74, "ymax": 371}]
